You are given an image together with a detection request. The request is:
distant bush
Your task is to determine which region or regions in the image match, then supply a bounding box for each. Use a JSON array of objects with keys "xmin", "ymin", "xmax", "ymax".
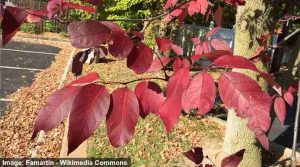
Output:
[
  {"xmin": 44, "ymin": 20, "xmax": 62, "ymax": 33},
  {"xmin": 19, "ymin": 23, "xmax": 37, "ymax": 34}
]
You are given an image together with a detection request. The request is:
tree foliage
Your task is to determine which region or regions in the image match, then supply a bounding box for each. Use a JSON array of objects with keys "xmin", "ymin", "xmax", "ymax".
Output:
[{"xmin": 1, "ymin": 0, "xmax": 299, "ymax": 165}]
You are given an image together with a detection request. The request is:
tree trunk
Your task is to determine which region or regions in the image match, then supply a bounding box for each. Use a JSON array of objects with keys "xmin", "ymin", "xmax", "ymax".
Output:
[{"xmin": 223, "ymin": 0, "xmax": 273, "ymax": 166}]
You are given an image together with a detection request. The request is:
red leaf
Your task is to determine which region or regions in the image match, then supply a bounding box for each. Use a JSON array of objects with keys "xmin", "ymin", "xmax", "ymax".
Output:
[
  {"xmin": 27, "ymin": 15, "xmax": 42, "ymax": 23},
  {"xmin": 221, "ymin": 149, "xmax": 245, "ymax": 167},
  {"xmin": 135, "ymin": 81, "xmax": 164, "ymax": 118},
  {"xmin": 2, "ymin": 6, "xmax": 28, "ymax": 46},
  {"xmin": 171, "ymin": 44, "xmax": 183, "ymax": 55},
  {"xmin": 203, "ymin": 41, "xmax": 210, "ymax": 53},
  {"xmin": 173, "ymin": 58, "xmax": 183, "ymax": 72},
  {"xmin": 284, "ymin": 92, "xmax": 294, "ymax": 107},
  {"xmin": 182, "ymin": 72, "xmax": 216, "ymax": 115},
  {"xmin": 68, "ymin": 72, "xmax": 100, "ymax": 86},
  {"xmin": 274, "ymin": 97, "xmax": 286, "ymax": 125},
  {"xmin": 106, "ymin": 87, "xmax": 140, "ymax": 147},
  {"xmin": 288, "ymin": 81, "xmax": 298, "ymax": 95},
  {"xmin": 131, "ymin": 31, "xmax": 144, "ymax": 40},
  {"xmin": 47, "ymin": 0, "xmax": 64, "ymax": 18},
  {"xmin": 32, "ymin": 86, "xmax": 81, "ymax": 140},
  {"xmin": 26, "ymin": 9, "xmax": 47, "ymax": 23},
  {"xmin": 82, "ymin": 0, "xmax": 104, "ymax": 7},
  {"xmin": 71, "ymin": 49, "xmax": 96, "ymax": 76},
  {"xmin": 164, "ymin": 0, "xmax": 179, "ymax": 10},
  {"xmin": 109, "ymin": 32, "xmax": 134, "ymax": 59},
  {"xmin": 191, "ymin": 38, "xmax": 201, "ymax": 45},
  {"xmin": 101, "ymin": 21, "xmax": 125, "ymax": 33},
  {"xmin": 204, "ymin": 50, "xmax": 231, "ymax": 61},
  {"xmin": 170, "ymin": 9, "xmax": 183, "ymax": 17},
  {"xmin": 173, "ymin": 58, "xmax": 190, "ymax": 72},
  {"xmin": 219, "ymin": 72, "xmax": 272, "ymax": 148},
  {"xmin": 71, "ymin": 51, "xmax": 86, "ymax": 76},
  {"xmin": 213, "ymin": 55, "xmax": 259, "ymax": 72},
  {"xmin": 64, "ymin": 3, "xmax": 96, "ymax": 13},
  {"xmin": 164, "ymin": 14, "xmax": 173, "ymax": 23},
  {"xmin": 188, "ymin": 1, "xmax": 200, "ymax": 16},
  {"xmin": 250, "ymin": 46, "xmax": 265, "ymax": 59},
  {"xmin": 159, "ymin": 68, "xmax": 190, "ymax": 133},
  {"xmin": 155, "ymin": 37, "xmax": 172, "ymax": 52},
  {"xmin": 206, "ymin": 27, "xmax": 221, "ymax": 38},
  {"xmin": 198, "ymin": 0, "xmax": 208, "ymax": 15},
  {"xmin": 127, "ymin": 42, "xmax": 153, "ymax": 74},
  {"xmin": 214, "ymin": 6, "xmax": 222, "ymax": 26},
  {"xmin": 257, "ymin": 34, "xmax": 271, "ymax": 46},
  {"xmin": 195, "ymin": 45, "xmax": 204, "ymax": 55},
  {"xmin": 223, "ymin": 0, "xmax": 246, "ymax": 6},
  {"xmin": 204, "ymin": 165, "xmax": 214, "ymax": 167},
  {"xmin": 68, "ymin": 20, "xmax": 112, "ymax": 48},
  {"xmin": 178, "ymin": 9, "xmax": 188, "ymax": 26},
  {"xmin": 47, "ymin": 1, "xmax": 96, "ymax": 18},
  {"xmin": 210, "ymin": 39, "xmax": 231, "ymax": 51},
  {"xmin": 257, "ymin": 134, "xmax": 269, "ymax": 150},
  {"xmin": 147, "ymin": 56, "xmax": 171, "ymax": 72},
  {"xmin": 68, "ymin": 84, "xmax": 110, "ymax": 154},
  {"xmin": 183, "ymin": 147, "xmax": 204, "ymax": 165},
  {"xmin": 191, "ymin": 54, "xmax": 202, "ymax": 63},
  {"xmin": 181, "ymin": 58, "xmax": 191, "ymax": 68}
]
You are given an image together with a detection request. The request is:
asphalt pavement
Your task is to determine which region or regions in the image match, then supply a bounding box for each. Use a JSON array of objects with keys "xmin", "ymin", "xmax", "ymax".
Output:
[{"xmin": 0, "ymin": 40, "xmax": 60, "ymax": 115}]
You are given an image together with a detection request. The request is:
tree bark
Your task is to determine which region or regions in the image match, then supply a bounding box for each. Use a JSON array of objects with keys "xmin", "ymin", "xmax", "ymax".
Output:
[{"xmin": 223, "ymin": 0, "xmax": 273, "ymax": 166}]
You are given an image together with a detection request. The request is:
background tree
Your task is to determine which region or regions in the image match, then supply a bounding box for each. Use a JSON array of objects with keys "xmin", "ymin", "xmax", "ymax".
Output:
[{"xmin": 223, "ymin": 0, "xmax": 273, "ymax": 166}]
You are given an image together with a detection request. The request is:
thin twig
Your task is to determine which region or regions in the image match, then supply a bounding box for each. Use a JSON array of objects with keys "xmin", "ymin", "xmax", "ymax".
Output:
[
  {"xmin": 154, "ymin": 51, "xmax": 170, "ymax": 80},
  {"xmin": 141, "ymin": 21, "xmax": 152, "ymax": 33},
  {"xmin": 205, "ymin": 155, "xmax": 217, "ymax": 167}
]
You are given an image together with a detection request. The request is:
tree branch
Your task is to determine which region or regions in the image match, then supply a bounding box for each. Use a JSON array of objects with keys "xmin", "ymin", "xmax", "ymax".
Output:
[{"xmin": 98, "ymin": 77, "xmax": 168, "ymax": 85}]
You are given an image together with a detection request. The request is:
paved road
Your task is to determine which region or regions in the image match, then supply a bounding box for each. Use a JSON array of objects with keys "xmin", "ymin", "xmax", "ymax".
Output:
[{"xmin": 0, "ymin": 40, "xmax": 61, "ymax": 114}]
